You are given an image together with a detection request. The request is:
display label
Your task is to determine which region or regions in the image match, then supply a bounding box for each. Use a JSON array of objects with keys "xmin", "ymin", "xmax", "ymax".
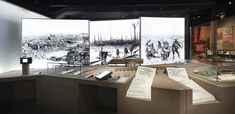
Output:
[
  {"xmin": 166, "ymin": 67, "xmax": 189, "ymax": 82},
  {"xmin": 126, "ymin": 66, "xmax": 156, "ymax": 101}
]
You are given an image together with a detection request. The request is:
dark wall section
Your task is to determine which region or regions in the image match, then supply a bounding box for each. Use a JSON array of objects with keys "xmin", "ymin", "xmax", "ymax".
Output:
[{"xmin": 185, "ymin": 14, "xmax": 191, "ymax": 60}]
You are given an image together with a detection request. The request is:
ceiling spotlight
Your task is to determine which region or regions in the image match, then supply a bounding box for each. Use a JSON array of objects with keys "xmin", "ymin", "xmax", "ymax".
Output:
[
  {"xmin": 229, "ymin": 1, "xmax": 232, "ymax": 5},
  {"xmin": 193, "ymin": 17, "xmax": 196, "ymax": 20},
  {"xmin": 220, "ymin": 14, "xmax": 226, "ymax": 19},
  {"xmin": 220, "ymin": 12, "xmax": 226, "ymax": 19},
  {"xmin": 220, "ymin": 14, "xmax": 225, "ymax": 19},
  {"xmin": 198, "ymin": 16, "xmax": 200, "ymax": 18}
]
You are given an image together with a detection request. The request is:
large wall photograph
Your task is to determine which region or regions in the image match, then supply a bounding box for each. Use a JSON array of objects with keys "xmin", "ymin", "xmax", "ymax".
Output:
[
  {"xmin": 22, "ymin": 19, "xmax": 89, "ymax": 68},
  {"xmin": 141, "ymin": 17, "xmax": 185, "ymax": 65},
  {"xmin": 90, "ymin": 19, "xmax": 140, "ymax": 65}
]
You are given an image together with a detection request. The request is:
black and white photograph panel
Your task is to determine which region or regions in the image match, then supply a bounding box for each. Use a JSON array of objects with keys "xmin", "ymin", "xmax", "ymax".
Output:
[
  {"xmin": 141, "ymin": 17, "xmax": 185, "ymax": 65},
  {"xmin": 90, "ymin": 19, "xmax": 140, "ymax": 65},
  {"xmin": 22, "ymin": 19, "xmax": 89, "ymax": 69}
]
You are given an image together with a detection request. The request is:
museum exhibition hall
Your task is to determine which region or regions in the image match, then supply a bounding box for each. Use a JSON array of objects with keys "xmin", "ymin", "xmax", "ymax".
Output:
[{"xmin": 0, "ymin": 0, "xmax": 235, "ymax": 114}]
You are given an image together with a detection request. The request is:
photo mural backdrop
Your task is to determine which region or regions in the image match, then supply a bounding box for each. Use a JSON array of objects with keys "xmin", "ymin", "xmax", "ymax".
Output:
[
  {"xmin": 22, "ymin": 19, "xmax": 89, "ymax": 68},
  {"xmin": 90, "ymin": 19, "xmax": 140, "ymax": 65},
  {"xmin": 141, "ymin": 17, "xmax": 185, "ymax": 65},
  {"xmin": 22, "ymin": 17, "xmax": 185, "ymax": 68}
]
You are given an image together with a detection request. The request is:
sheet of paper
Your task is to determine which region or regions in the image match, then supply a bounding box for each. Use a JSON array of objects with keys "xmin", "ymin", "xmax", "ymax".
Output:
[
  {"xmin": 166, "ymin": 67, "xmax": 189, "ymax": 82},
  {"xmin": 180, "ymin": 79, "xmax": 216, "ymax": 104},
  {"xmin": 167, "ymin": 68, "xmax": 216, "ymax": 104},
  {"xmin": 126, "ymin": 66, "xmax": 156, "ymax": 101}
]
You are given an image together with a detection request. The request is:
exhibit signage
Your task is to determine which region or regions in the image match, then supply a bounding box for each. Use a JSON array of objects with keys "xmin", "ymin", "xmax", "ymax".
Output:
[
  {"xmin": 166, "ymin": 67, "xmax": 216, "ymax": 104},
  {"xmin": 166, "ymin": 67, "xmax": 189, "ymax": 82},
  {"xmin": 126, "ymin": 66, "xmax": 156, "ymax": 101}
]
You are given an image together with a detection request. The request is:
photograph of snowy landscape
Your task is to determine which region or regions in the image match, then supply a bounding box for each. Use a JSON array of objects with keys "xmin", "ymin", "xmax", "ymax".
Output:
[
  {"xmin": 141, "ymin": 17, "xmax": 185, "ymax": 65},
  {"xmin": 22, "ymin": 19, "xmax": 89, "ymax": 69},
  {"xmin": 90, "ymin": 19, "xmax": 140, "ymax": 65}
]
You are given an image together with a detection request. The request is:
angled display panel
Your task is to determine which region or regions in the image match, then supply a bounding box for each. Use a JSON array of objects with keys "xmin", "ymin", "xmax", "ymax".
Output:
[
  {"xmin": 141, "ymin": 17, "xmax": 185, "ymax": 65},
  {"xmin": 22, "ymin": 19, "xmax": 89, "ymax": 68},
  {"xmin": 90, "ymin": 19, "xmax": 140, "ymax": 65}
]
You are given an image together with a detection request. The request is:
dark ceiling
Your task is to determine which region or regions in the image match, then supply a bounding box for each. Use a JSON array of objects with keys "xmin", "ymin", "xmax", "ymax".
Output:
[{"xmin": 5, "ymin": 0, "xmax": 235, "ymax": 25}]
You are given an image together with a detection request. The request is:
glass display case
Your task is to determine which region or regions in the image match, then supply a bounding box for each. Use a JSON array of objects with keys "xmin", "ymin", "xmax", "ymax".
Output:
[
  {"xmin": 207, "ymin": 50, "xmax": 235, "ymax": 63},
  {"xmin": 192, "ymin": 64, "xmax": 219, "ymax": 81},
  {"xmin": 47, "ymin": 62, "xmax": 98, "ymax": 75},
  {"xmin": 47, "ymin": 62, "xmax": 82, "ymax": 75},
  {"xmin": 191, "ymin": 63, "xmax": 235, "ymax": 82}
]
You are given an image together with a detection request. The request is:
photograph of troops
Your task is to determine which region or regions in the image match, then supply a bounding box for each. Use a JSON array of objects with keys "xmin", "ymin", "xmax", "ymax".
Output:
[
  {"xmin": 90, "ymin": 19, "xmax": 140, "ymax": 65},
  {"xmin": 141, "ymin": 17, "xmax": 185, "ymax": 65},
  {"xmin": 22, "ymin": 19, "xmax": 89, "ymax": 68}
]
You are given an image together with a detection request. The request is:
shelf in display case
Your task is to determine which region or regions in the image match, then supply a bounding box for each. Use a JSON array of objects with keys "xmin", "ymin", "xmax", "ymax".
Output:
[
  {"xmin": 207, "ymin": 50, "xmax": 235, "ymax": 58},
  {"xmin": 108, "ymin": 58, "xmax": 143, "ymax": 65}
]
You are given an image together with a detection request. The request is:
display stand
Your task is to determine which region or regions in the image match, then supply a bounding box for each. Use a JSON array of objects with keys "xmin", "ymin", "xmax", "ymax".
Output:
[
  {"xmin": 20, "ymin": 57, "xmax": 32, "ymax": 76},
  {"xmin": 22, "ymin": 64, "xmax": 30, "ymax": 75},
  {"xmin": 78, "ymin": 84, "xmax": 117, "ymax": 113}
]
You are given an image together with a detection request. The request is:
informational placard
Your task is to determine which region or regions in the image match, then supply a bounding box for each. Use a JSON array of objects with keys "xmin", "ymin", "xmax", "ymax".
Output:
[
  {"xmin": 167, "ymin": 67, "xmax": 216, "ymax": 104},
  {"xmin": 223, "ymin": 26, "xmax": 234, "ymax": 38},
  {"xmin": 180, "ymin": 79, "xmax": 216, "ymax": 104},
  {"xmin": 223, "ymin": 26, "xmax": 234, "ymax": 50},
  {"xmin": 166, "ymin": 67, "xmax": 189, "ymax": 82},
  {"xmin": 126, "ymin": 66, "xmax": 156, "ymax": 101}
]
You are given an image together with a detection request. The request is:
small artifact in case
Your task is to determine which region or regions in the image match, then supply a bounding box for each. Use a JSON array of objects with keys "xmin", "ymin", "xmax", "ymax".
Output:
[
  {"xmin": 111, "ymin": 75, "xmax": 120, "ymax": 80},
  {"xmin": 95, "ymin": 70, "xmax": 113, "ymax": 80},
  {"xmin": 85, "ymin": 74, "xmax": 93, "ymax": 79}
]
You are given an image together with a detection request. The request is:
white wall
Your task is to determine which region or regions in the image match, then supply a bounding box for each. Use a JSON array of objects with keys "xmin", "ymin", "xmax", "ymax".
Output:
[{"xmin": 0, "ymin": 1, "xmax": 48, "ymax": 73}]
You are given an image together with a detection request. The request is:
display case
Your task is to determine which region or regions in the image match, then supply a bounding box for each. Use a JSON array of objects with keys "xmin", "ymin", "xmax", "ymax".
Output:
[
  {"xmin": 207, "ymin": 50, "xmax": 235, "ymax": 63},
  {"xmin": 190, "ymin": 63, "xmax": 235, "ymax": 82},
  {"xmin": 47, "ymin": 62, "xmax": 85, "ymax": 75},
  {"xmin": 192, "ymin": 64, "xmax": 219, "ymax": 81}
]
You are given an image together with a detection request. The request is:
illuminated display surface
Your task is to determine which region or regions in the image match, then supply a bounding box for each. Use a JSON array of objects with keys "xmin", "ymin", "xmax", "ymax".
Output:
[
  {"xmin": 22, "ymin": 19, "xmax": 89, "ymax": 68},
  {"xmin": 141, "ymin": 17, "xmax": 185, "ymax": 65},
  {"xmin": 90, "ymin": 19, "xmax": 140, "ymax": 65},
  {"xmin": 22, "ymin": 59, "xmax": 28, "ymax": 63}
]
